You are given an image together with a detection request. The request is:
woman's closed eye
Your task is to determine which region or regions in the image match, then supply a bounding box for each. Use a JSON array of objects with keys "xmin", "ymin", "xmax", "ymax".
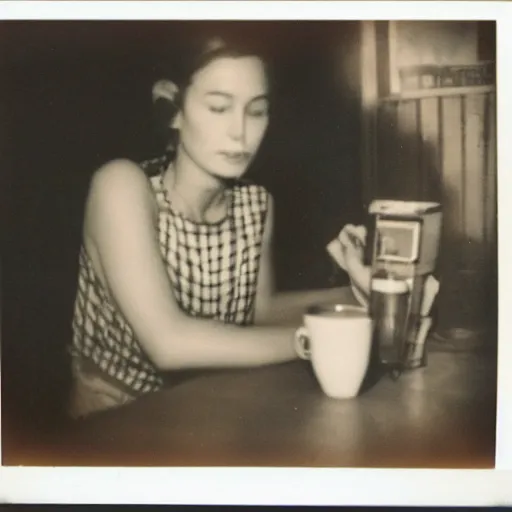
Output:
[
  {"xmin": 206, "ymin": 99, "xmax": 269, "ymax": 117},
  {"xmin": 247, "ymin": 107, "xmax": 268, "ymax": 118},
  {"xmin": 208, "ymin": 103, "xmax": 230, "ymax": 114},
  {"xmin": 247, "ymin": 99, "xmax": 269, "ymax": 118}
]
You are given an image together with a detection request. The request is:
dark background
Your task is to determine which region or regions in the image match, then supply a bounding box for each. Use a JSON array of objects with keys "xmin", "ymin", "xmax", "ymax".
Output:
[{"xmin": 1, "ymin": 21, "xmax": 363, "ymax": 440}]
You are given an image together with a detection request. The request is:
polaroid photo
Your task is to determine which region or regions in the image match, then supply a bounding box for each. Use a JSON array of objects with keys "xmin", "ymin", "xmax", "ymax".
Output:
[{"xmin": 1, "ymin": 1, "xmax": 510, "ymax": 506}]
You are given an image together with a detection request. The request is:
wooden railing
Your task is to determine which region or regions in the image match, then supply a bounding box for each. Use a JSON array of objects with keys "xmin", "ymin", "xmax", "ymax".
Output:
[
  {"xmin": 376, "ymin": 88, "xmax": 496, "ymax": 258},
  {"xmin": 374, "ymin": 87, "xmax": 497, "ymax": 334}
]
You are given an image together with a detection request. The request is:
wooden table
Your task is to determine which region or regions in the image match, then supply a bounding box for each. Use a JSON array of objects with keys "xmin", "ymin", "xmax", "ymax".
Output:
[{"xmin": 44, "ymin": 345, "xmax": 495, "ymax": 468}]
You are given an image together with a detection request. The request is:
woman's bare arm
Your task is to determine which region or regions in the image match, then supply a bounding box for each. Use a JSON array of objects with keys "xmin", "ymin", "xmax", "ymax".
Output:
[{"xmin": 83, "ymin": 160, "xmax": 297, "ymax": 371}]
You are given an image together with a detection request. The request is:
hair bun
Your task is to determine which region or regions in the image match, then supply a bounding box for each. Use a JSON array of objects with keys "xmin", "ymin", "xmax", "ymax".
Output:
[{"xmin": 152, "ymin": 79, "xmax": 179, "ymax": 104}]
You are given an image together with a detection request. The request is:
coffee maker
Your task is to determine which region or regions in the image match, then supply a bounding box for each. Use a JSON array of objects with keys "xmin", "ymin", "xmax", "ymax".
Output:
[{"xmin": 364, "ymin": 200, "xmax": 442, "ymax": 369}]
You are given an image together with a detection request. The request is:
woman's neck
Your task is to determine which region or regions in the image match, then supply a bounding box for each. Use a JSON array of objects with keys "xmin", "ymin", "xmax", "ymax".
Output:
[{"xmin": 164, "ymin": 148, "xmax": 228, "ymax": 223}]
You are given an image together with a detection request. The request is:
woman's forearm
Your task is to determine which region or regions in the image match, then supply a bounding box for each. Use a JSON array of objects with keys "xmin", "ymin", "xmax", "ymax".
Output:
[
  {"xmin": 157, "ymin": 284, "xmax": 367, "ymax": 370},
  {"xmin": 153, "ymin": 318, "xmax": 298, "ymax": 371},
  {"xmin": 151, "ymin": 287, "xmax": 358, "ymax": 370}
]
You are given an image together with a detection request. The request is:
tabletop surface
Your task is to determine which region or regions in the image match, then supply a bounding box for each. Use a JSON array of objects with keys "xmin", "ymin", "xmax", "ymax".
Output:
[{"xmin": 41, "ymin": 346, "xmax": 496, "ymax": 469}]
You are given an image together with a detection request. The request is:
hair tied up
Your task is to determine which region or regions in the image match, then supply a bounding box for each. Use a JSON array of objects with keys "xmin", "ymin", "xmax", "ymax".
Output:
[{"xmin": 152, "ymin": 80, "xmax": 179, "ymax": 104}]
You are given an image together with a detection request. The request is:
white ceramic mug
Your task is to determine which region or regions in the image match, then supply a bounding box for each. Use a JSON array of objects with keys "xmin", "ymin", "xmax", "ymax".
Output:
[{"xmin": 294, "ymin": 303, "xmax": 372, "ymax": 399}]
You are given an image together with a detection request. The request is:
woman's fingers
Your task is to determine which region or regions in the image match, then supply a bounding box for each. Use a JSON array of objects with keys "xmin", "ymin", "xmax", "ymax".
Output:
[
  {"xmin": 328, "ymin": 224, "xmax": 369, "ymax": 274},
  {"xmin": 343, "ymin": 224, "xmax": 367, "ymax": 245},
  {"xmin": 338, "ymin": 224, "xmax": 366, "ymax": 252}
]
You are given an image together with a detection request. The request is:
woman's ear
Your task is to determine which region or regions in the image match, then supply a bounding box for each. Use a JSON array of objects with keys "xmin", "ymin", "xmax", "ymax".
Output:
[{"xmin": 171, "ymin": 110, "xmax": 182, "ymax": 130}]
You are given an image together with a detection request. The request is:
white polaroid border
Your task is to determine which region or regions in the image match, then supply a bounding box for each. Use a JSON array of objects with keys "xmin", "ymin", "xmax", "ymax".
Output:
[{"xmin": 1, "ymin": 1, "xmax": 511, "ymax": 506}]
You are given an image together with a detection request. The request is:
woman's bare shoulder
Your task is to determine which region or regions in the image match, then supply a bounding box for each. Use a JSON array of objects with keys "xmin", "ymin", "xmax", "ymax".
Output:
[
  {"xmin": 84, "ymin": 159, "xmax": 157, "ymax": 234},
  {"xmin": 89, "ymin": 158, "xmax": 153, "ymax": 195},
  {"xmin": 86, "ymin": 158, "xmax": 158, "ymax": 211}
]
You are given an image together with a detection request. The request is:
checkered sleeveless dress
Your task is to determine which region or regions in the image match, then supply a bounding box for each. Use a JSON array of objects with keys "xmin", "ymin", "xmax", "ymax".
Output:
[{"xmin": 70, "ymin": 154, "xmax": 269, "ymax": 395}]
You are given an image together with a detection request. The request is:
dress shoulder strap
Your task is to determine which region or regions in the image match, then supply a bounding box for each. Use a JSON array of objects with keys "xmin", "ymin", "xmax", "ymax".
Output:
[{"xmin": 230, "ymin": 180, "xmax": 270, "ymax": 237}]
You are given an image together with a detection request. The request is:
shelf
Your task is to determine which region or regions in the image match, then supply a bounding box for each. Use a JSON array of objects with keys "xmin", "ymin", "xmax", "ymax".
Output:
[{"xmin": 381, "ymin": 84, "xmax": 495, "ymax": 102}]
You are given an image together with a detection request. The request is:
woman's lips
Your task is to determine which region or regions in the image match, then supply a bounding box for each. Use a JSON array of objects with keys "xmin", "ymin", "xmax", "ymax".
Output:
[{"xmin": 220, "ymin": 151, "xmax": 251, "ymax": 164}]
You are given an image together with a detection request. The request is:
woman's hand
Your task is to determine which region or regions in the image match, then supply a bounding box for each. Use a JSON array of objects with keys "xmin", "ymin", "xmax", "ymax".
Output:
[
  {"xmin": 337, "ymin": 224, "xmax": 366, "ymax": 271},
  {"xmin": 336, "ymin": 224, "xmax": 371, "ymax": 299}
]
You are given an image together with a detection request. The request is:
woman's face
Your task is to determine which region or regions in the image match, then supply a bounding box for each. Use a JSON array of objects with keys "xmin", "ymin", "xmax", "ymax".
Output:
[{"xmin": 174, "ymin": 55, "xmax": 270, "ymax": 180}]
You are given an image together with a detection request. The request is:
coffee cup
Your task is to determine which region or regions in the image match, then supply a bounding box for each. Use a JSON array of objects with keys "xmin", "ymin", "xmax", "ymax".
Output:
[{"xmin": 294, "ymin": 303, "xmax": 372, "ymax": 399}]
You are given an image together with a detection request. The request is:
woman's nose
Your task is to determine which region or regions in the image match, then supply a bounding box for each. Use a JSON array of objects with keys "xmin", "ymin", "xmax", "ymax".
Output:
[{"xmin": 227, "ymin": 112, "xmax": 246, "ymax": 142}]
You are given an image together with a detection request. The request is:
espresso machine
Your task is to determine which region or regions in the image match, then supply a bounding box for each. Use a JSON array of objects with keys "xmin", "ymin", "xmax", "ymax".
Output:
[{"xmin": 364, "ymin": 200, "xmax": 442, "ymax": 369}]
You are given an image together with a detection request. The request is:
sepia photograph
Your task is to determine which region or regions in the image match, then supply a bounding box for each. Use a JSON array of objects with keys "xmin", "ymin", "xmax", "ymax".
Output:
[{"xmin": 1, "ymin": 11, "xmax": 500, "ymax": 486}]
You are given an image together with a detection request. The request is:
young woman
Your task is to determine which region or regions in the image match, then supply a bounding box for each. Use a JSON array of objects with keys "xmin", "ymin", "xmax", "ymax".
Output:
[{"xmin": 68, "ymin": 30, "xmax": 369, "ymax": 418}]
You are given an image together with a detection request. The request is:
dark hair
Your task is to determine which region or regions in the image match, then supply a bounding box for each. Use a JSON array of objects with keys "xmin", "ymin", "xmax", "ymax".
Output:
[{"xmin": 152, "ymin": 24, "xmax": 273, "ymax": 151}]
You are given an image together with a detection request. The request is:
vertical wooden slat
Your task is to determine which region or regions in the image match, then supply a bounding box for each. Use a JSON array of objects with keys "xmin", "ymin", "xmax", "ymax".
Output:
[
  {"xmin": 359, "ymin": 21, "xmax": 378, "ymax": 209},
  {"xmin": 484, "ymin": 91, "xmax": 497, "ymax": 247},
  {"xmin": 419, "ymin": 97, "xmax": 440, "ymax": 201},
  {"xmin": 388, "ymin": 21, "xmax": 401, "ymax": 96},
  {"xmin": 483, "ymin": 90, "xmax": 497, "ymax": 323},
  {"xmin": 464, "ymin": 93, "xmax": 487, "ymax": 247},
  {"xmin": 436, "ymin": 96, "xmax": 464, "ymax": 333},
  {"xmin": 376, "ymin": 101, "xmax": 398, "ymax": 199},
  {"xmin": 440, "ymin": 96, "xmax": 463, "ymax": 240},
  {"xmin": 460, "ymin": 96, "xmax": 467, "ymax": 239},
  {"xmin": 396, "ymin": 99, "xmax": 420, "ymax": 199}
]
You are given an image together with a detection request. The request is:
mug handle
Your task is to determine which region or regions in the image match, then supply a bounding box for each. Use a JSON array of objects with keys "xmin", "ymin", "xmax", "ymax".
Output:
[{"xmin": 294, "ymin": 326, "xmax": 311, "ymax": 360}]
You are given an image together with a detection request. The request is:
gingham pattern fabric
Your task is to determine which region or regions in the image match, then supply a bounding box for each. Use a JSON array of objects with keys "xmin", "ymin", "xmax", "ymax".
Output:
[{"xmin": 70, "ymin": 154, "xmax": 269, "ymax": 396}]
